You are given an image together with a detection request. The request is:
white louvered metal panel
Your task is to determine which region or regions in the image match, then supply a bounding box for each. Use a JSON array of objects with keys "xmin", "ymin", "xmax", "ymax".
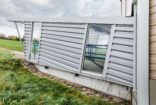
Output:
[
  {"xmin": 104, "ymin": 24, "xmax": 135, "ymax": 87},
  {"xmin": 38, "ymin": 23, "xmax": 87, "ymax": 71},
  {"xmin": 24, "ymin": 21, "xmax": 33, "ymax": 60}
]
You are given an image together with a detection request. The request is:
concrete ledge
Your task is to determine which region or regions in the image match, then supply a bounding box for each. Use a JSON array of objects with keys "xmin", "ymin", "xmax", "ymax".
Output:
[{"xmin": 36, "ymin": 64, "xmax": 131, "ymax": 100}]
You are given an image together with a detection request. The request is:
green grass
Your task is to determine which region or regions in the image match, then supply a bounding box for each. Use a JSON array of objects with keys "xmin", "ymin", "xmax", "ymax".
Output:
[
  {"xmin": 0, "ymin": 39, "xmax": 23, "ymax": 51},
  {"xmin": 0, "ymin": 51, "xmax": 121, "ymax": 105}
]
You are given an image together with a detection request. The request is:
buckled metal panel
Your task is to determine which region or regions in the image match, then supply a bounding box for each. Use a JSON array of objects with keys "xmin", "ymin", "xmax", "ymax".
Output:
[
  {"xmin": 24, "ymin": 22, "xmax": 33, "ymax": 60},
  {"xmin": 38, "ymin": 23, "xmax": 87, "ymax": 71},
  {"xmin": 104, "ymin": 24, "xmax": 135, "ymax": 87}
]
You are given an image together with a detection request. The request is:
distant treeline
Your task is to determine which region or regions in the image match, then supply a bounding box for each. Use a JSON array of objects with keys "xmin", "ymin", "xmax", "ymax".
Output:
[{"xmin": 0, "ymin": 33, "xmax": 24, "ymax": 41}]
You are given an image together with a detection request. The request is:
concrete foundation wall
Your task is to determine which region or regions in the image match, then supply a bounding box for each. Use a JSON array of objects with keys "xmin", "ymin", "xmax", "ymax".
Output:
[{"xmin": 35, "ymin": 65, "xmax": 131, "ymax": 100}]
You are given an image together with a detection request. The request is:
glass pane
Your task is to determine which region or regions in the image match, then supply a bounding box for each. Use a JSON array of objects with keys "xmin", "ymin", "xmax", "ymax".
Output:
[{"xmin": 83, "ymin": 24, "xmax": 112, "ymax": 73}]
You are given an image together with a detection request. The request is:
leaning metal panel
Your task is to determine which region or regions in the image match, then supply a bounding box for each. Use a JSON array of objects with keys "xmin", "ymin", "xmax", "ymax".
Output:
[
  {"xmin": 104, "ymin": 24, "xmax": 135, "ymax": 87},
  {"xmin": 38, "ymin": 22, "xmax": 88, "ymax": 72}
]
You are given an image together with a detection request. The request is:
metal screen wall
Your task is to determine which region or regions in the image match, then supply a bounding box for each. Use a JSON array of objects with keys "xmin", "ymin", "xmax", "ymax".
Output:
[{"xmin": 21, "ymin": 17, "xmax": 136, "ymax": 87}]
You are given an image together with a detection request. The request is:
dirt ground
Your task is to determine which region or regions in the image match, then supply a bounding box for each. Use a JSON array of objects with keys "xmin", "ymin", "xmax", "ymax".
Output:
[{"xmin": 0, "ymin": 47, "xmax": 23, "ymax": 59}]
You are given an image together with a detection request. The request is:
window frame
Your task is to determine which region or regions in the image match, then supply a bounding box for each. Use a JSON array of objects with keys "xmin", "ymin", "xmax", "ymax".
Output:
[{"xmin": 81, "ymin": 24, "xmax": 113, "ymax": 74}]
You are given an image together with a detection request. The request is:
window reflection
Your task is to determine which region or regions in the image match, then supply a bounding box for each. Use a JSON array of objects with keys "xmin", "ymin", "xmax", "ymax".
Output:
[{"xmin": 83, "ymin": 24, "xmax": 112, "ymax": 73}]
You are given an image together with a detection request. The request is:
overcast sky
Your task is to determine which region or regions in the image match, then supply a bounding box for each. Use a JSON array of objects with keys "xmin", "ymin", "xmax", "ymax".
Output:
[{"xmin": 0, "ymin": 0, "xmax": 121, "ymax": 37}]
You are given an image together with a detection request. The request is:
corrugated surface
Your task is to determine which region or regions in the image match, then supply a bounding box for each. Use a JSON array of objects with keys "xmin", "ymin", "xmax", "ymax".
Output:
[
  {"xmin": 150, "ymin": 0, "xmax": 156, "ymax": 79},
  {"xmin": 24, "ymin": 22, "xmax": 33, "ymax": 60},
  {"xmin": 38, "ymin": 23, "xmax": 87, "ymax": 72},
  {"xmin": 104, "ymin": 24, "xmax": 135, "ymax": 86},
  {"xmin": 21, "ymin": 17, "xmax": 135, "ymax": 87}
]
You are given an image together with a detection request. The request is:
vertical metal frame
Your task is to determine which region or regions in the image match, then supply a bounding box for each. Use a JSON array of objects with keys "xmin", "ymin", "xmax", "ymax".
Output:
[
  {"xmin": 137, "ymin": 0, "xmax": 149, "ymax": 104},
  {"xmin": 14, "ymin": 21, "xmax": 21, "ymax": 42},
  {"xmin": 26, "ymin": 21, "xmax": 34, "ymax": 60},
  {"xmin": 103, "ymin": 25, "xmax": 116, "ymax": 78},
  {"xmin": 36, "ymin": 22, "xmax": 43, "ymax": 63},
  {"xmin": 80, "ymin": 23, "xmax": 89, "ymax": 72},
  {"xmin": 133, "ymin": 4, "xmax": 137, "ymax": 92}
]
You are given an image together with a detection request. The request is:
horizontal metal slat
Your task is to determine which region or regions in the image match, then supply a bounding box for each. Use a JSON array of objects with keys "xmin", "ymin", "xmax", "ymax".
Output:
[
  {"xmin": 24, "ymin": 21, "xmax": 32, "ymax": 22},
  {"xmin": 115, "ymin": 26, "xmax": 134, "ymax": 32},
  {"xmin": 24, "ymin": 49, "xmax": 29, "ymax": 54},
  {"xmin": 24, "ymin": 23, "xmax": 32, "ymax": 26},
  {"xmin": 24, "ymin": 54, "xmax": 29, "ymax": 57},
  {"xmin": 113, "ymin": 38, "xmax": 133, "ymax": 46},
  {"xmin": 109, "ymin": 56, "xmax": 133, "ymax": 67},
  {"xmin": 25, "ymin": 31, "xmax": 32, "ymax": 35},
  {"xmin": 41, "ymin": 30, "xmax": 84, "ymax": 38},
  {"xmin": 112, "ymin": 44, "xmax": 133, "ymax": 53},
  {"xmin": 42, "ymin": 26, "xmax": 85, "ymax": 34},
  {"xmin": 42, "ymin": 23, "xmax": 86, "ymax": 29},
  {"xmin": 24, "ymin": 44, "xmax": 29, "ymax": 48},
  {"xmin": 106, "ymin": 75, "xmax": 132, "ymax": 86},
  {"xmin": 116, "ymin": 24, "xmax": 133, "ymax": 27},
  {"xmin": 41, "ymin": 38, "xmax": 82, "ymax": 49},
  {"xmin": 108, "ymin": 63, "xmax": 133, "ymax": 75},
  {"xmin": 40, "ymin": 41, "xmax": 81, "ymax": 54},
  {"xmin": 25, "ymin": 40, "xmax": 31, "ymax": 45},
  {"xmin": 39, "ymin": 59, "xmax": 63, "ymax": 70},
  {"xmin": 25, "ymin": 45, "xmax": 30, "ymax": 50},
  {"xmin": 40, "ymin": 45, "xmax": 81, "ymax": 59},
  {"xmin": 39, "ymin": 56, "xmax": 78, "ymax": 71},
  {"xmin": 25, "ymin": 26, "xmax": 32, "ymax": 29},
  {"xmin": 24, "ymin": 51, "xmax": 29, "ymax": 56},
  {"xmin": 24, "ymin": 33, "xmax": 31, "ymax": 36},
  {"xmin": 114, "ymin": 32, "xmax": 133, "ymax": 39},
  {"xmin": 25, "ymin": 30, "xmax": 32, "ymax": 33},
  {"xmin": 40, "ymin": 48, "xmax": 80, "ymax": 64},
  {"xmin": 111, "ymin": 50, "xmax": 133, "ymax": 60},
  {"xmin": 24, "ymin": 37, "xmax": 31, "ymax": 41},
  {"xmin": 25, "ymin": 28, "xmax": 32, "ymax": 32},
  {"xmin": 41, "ymin": 34, "xmax": 83, "ymax": 44},
  {"xmin": 40, "ymin": 52, "xmax": 79, "ymax": 69},
  {"xmin": 107, "ymin": 69, "xmax": 133, "ymax": 82},
  {"xmin": 24, "ymin": 44, "xmax": 31, "ymax": 48}
]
